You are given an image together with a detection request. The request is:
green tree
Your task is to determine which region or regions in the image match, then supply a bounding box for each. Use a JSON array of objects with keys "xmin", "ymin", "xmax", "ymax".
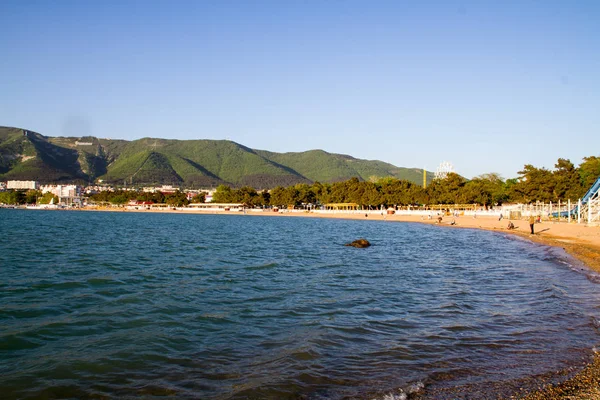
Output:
[
  {"xmin": 426, "ymin": 173, "xmax": 466, "ymax": 204},
  {"xmin": 510, "ymin": 165, "xmax": 554, "ymax": 203},
  {"xmin": 165, "ymin": 190, "xmax": 189, "ymax": 207},
  {"xmin": 360, "ymin": 181, "xmax": 382, "ymax": 208},
  {"xmin": 310, "ymin": 181, "xmax": 330, "ymax": 205},
  {"xmin": 235, "ymin": 186, "xmax": 259, "ymax": 206},
  {"xmin": 578, "ymin": 156, "xmax": 600, "ymax": 193},
  {"xmin": 553, "ymin": 159, "xmax": 583, "ymax": 201},
  {"xmin": 461, "ymin": 173, "xmax": 507, "ymax": 206},
  {"xmin": 212, "ymin": 185, "xmax": 234, "ymax": 203},
  {"xmin": 25, "ymin": 189, "xmax": 42, "ymax": 204},
  {"xmin": 0, "ymin": 190, "xmax": 24, "ymax": 205},
  {"xmin": 328, "ymin": 180, "xmax": 350, "ymax": 204},
  {"xmin": 190, "ymin": 192, "xmax": 206, "ymax": 203},
  {"xmin": 109, "ymin": 194, "xmax": 129, "ymax": 205},
  {"xmin": 281, "ymin": 186, "xmax": 300, "ymax": 207},
  {"xmin": 294, "ymin": 183, "xmax": 316, "ymax": 205},
  {"xmin": 269, "ymin": 186, "xmax": 287, "ymax": 207},
  {"xmin": 257, "ymin": 190, "xmax": 270, "ymax": 206},
  {"xmin": 38, "ymin": 192, "xmax": 59, "ymax": 204}
]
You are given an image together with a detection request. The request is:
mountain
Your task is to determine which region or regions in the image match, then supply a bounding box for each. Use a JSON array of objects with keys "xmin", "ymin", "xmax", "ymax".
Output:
[{"xmin": 0, "ymin": 126, "xmax": 433, "ymax": 188}]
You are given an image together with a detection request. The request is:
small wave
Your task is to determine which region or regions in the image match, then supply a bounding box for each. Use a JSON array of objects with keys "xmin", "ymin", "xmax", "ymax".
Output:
[
  {"xmin": 0, "ymin": 334, "xmax": 43, "ymax": 351},
  {"xmin": 32, "ymin": 281, "xmax": 86, "ymax": 290},
  {"xmin": 370, "ymin": 381, "xmax": 424, "ymax": 400},
  {"xmin": 244, "ymin": 262, "xmax": 278, "ymax": 271},
  {"xmin": 200, "ymin": 313, "xmax": 230, "ymax": 320},
  {"xmin": 86, "ymin": 277, "xmax": 124, "ymax": 286}
]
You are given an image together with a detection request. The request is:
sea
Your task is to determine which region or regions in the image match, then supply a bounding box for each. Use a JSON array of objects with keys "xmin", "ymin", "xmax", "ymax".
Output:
[{"xmin": 1, "ymin": 209, "xmax": 600, "ymax": 399}]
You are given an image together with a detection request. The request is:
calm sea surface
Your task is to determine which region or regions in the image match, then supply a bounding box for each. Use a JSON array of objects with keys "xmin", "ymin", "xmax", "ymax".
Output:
[{"xmin": 1, "ymin": 209, "xmax": 600, "ymax": 399}]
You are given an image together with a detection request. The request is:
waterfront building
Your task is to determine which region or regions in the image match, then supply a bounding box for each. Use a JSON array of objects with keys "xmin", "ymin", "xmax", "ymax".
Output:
[
  {"xmin": 7, "ymin": 180, "xmax": 38, "ymax": 190},
  {"xmin": 40, "ymin": 185, "xmax": 82, "ymax": 206}
]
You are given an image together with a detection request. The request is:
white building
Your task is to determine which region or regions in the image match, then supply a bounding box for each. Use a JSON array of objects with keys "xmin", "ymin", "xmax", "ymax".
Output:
[
  {"xmin": 40, "ymin": 185, "xmax": 82, "ymax": 205},
  {"xmin": 7, "ymin": 180, "xmax": 38, "ymax": 190}
]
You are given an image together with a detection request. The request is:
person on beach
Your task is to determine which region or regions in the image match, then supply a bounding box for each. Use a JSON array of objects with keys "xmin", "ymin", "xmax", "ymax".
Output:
[
  {"xmin": 507, "ymin": 221, "xmax": 515, "ymax": 230},
  {"xmin": 529, "ymin": 215, "xmax": 535, "ymax": 234}
]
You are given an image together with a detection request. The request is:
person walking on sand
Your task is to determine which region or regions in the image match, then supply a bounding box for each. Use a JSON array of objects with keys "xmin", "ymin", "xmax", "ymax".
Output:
[{"xmin": 529, "ymin": 215, "xmax": 535, "ymax": 234}]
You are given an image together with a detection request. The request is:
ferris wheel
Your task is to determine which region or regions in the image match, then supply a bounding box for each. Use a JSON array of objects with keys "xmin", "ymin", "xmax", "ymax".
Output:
[{"xmin": 434, "ymin": 161, "xmax": 454, "ymax": 180}]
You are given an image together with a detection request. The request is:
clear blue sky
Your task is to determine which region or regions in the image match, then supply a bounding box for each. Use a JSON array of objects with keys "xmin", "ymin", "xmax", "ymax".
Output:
[{"xmin": 1, "ymin": 0, "xmax": 599, "ymax": 179}]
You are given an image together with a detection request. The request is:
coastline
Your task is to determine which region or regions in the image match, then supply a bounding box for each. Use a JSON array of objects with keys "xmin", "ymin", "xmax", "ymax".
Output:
[
  {"xmin": 29, "ymin": 206, "xmax": 600, "ymax": 398},
  {"xmin": 83, "ymin": 206, "xmax": 600, "ymax": 272}
]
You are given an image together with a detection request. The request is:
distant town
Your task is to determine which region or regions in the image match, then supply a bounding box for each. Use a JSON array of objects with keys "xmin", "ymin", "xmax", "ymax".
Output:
[{"xmin": 0, "ymin": 180, "xmax": 217, "ymax": 209}]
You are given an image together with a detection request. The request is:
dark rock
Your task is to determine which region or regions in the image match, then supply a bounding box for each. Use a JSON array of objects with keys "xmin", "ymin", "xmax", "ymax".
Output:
[{"xmin": 345, "ymin": 238, "xmax": 371, "ymax": 248}]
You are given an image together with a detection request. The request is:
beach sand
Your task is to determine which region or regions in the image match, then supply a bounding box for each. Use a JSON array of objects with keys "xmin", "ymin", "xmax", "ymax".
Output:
[{"xmin": 86, "ymin": 206, "xmax": 600, "ymax": 399}]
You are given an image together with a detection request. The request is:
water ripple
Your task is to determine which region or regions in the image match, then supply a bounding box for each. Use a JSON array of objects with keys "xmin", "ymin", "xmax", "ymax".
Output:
[{"xmin": 1, "ymin": 210, "xmax": 600, "ymax": 398}]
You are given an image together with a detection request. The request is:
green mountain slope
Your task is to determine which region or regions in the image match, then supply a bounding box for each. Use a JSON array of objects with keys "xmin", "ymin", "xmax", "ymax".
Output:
[
  {"xmin": 256, "ymin": 149, "xmax": 430, "ymax": 183},
  {"xmin": 0, "ymin": 128, "xmax": 89, "ymax": 182},
  {"xmin": 0, "ymin": 126, "xmax": 432, "ymax": 187}
]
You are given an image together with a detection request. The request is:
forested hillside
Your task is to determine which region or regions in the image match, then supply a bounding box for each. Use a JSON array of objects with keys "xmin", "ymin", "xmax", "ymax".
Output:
[{"xmin": 0, "ymin": 127, "xmax": 433, "ymax": 187}]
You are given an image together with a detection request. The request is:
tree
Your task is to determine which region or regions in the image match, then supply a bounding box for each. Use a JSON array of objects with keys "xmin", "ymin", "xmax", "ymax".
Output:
[
  {"xmin": 427, "ymin": 173, "xmax": 466, "ymax": 204},
  {"xmin": 461, "ymin": 173, "xmax": 507, "ymax": 206},
  {"xmin": 109, "ymin": 193, "xmax": 129, "ymax": 205},
  {"xmin": 165, "ymin": 190, "xmax": 189, "ymax": 207},
  {"xmin": 510, "ymin": 165, "xmax": 554, "ymax": 203},
  {"xmin": 379, "ymin": 179, "xmax": 422, "ymax": 206},
  {"xmin": 38, "ymin": 192, "xmax": 59, "ymax": 204},
  {"xmin": 235, "ymin": 186, "xmax": 259, "ymax": 206},
  {"xmin": 25, "ymin": 189, "xmax": 42, "ymax": 204},
  {"xmin": 0, "ymin": 190, "xmax": 25, "ymax": 205},
  {"xmin": 551, "ymin": 158, "xmax": 583, "ymax": 201},
  {"xmin": 269, "ymin": 186, "xmax": 287, "ymax": 207},
  {"xmin": 255, "ymin": 190, "xmax": 270, "ymax": 206},
  {"xmin": 360, "ymin": 181, "xmax": 382, "ymax": 208},
  {"xmin": 579, "ymin": 156, "xmax": 600, "ymax": 192},
  {"xmin": 291, "ymin": 183, "xmax": 312, "ymax": 205},
  {"xmin": 190, "ymin": 192, "xmax": 206, "ymax": 203},
  {"xmin": 310, "ymin": 181, "xmax": 330, "ymax": 205},
  {"xmin": 212, "ymin": 185, "xmax": 234, "ymax": 203}
]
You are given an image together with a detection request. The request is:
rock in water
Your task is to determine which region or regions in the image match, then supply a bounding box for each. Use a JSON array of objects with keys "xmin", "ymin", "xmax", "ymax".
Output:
[{"xmin": 345, "ymin": 239, "xmax": 371, "ymax": 248}]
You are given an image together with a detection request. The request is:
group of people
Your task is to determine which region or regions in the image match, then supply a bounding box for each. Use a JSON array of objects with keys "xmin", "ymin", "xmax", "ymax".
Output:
[{"xmin": 426, "ymin": 212, "xmax": 539, "ymax": 234}]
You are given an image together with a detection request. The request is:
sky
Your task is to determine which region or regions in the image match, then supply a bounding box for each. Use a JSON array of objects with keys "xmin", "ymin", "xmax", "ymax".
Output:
[{"xmin": 1, "ymin": 0, "xmax": 599, "ymax": 179}]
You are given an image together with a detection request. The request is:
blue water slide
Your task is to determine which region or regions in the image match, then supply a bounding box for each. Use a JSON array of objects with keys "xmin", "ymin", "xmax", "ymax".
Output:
[{"xmin": 552, "ymin": 175, "xmax": 600, "ymax": 218}]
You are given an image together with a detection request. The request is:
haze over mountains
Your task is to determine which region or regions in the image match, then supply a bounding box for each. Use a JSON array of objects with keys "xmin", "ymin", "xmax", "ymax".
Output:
[{"xmin": 0, "ymin": 127, "xmax": 432, "ymax": 188}]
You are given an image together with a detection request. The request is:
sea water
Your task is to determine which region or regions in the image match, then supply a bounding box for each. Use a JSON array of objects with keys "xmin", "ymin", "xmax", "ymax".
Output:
[{"xmin": 1, "ymin": 209, "xmax": 600, "ymax": 399}]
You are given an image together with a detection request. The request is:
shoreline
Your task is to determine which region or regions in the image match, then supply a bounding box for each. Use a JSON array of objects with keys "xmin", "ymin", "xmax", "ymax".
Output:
[
  {"xmin": 14, "ymin": 206, "xmax": 600, "ymax": 398},
  {"xmin": 81, "ymin": 206, "xmax": 600, "ymax": 273}
]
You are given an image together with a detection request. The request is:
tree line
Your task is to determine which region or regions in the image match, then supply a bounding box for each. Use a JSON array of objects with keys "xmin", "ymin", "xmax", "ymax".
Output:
[
  {"xmin": 1, "ymin": 157, "xmax": 598, "ymax": 207},
  {"xmin": 211, "ymin": 157, "xmax": 600, "ymax": 208},
  {"xmin": 0, "ymin": 190, "xmax": 58, "ymax": 205},
  {"xmin": 88, "ymin": 190, "xmax": 205, "ymax": 207}
]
